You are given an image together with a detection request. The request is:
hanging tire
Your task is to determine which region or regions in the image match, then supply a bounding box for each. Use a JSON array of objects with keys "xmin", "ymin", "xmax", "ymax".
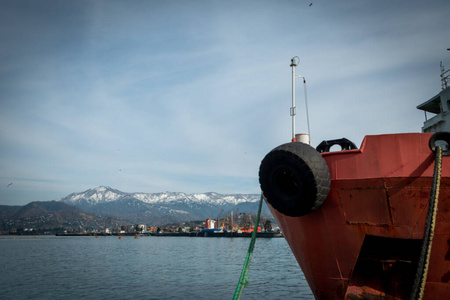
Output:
[{"xmin": 259, "ymin": 142, "xmax": 330, "ymax": 217}]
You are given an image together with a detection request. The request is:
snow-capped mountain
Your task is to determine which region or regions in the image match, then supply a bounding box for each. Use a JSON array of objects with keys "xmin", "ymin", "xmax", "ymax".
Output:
[
  {"xmin": 62, "ymin": 186, "xmax": 259, "ymax": 206},
  {"xmin": 59, "ymin": 186, "xmax": 265, "ymax": 225}
]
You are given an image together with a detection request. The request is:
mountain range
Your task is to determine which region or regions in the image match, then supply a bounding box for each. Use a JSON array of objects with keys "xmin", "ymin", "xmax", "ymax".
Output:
[
  {"xmin": 59, "ymin": 186, "xmax": 265, "ymax": 225},
  {"xmin": 1, "ymin": 186, "xmax": 267, "ymax": 232},
  {"xmin": 0, "ymin": 200, "xmax": 126, "ymax": 234}
]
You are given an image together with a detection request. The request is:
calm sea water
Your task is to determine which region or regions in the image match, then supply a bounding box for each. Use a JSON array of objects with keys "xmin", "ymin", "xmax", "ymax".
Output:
[{"xmin": 0, "ymin": 235, "xmax": 313, "ymax": 300}]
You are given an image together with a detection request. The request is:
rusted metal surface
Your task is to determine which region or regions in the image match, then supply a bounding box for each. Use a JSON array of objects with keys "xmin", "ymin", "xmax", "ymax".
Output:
[
  {"xmin": 345, "ymin": 285, "xmax": 398, "ymax": 300},
  {"xmin": 267, "ymin": 133, "xmax": 450, "ymax": 299}
]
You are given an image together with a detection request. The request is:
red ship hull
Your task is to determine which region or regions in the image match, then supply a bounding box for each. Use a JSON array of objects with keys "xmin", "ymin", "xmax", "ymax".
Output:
[{"xmin": 263, "ymin": 133, "xmax": 450, "ymax": 299}]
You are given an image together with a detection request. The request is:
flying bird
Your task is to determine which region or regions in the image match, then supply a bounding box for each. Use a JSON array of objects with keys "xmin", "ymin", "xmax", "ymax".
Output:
[
  {"xmin": 309, "ymin": 3, "xmax": 312, "ymax": 6},
  {"xmin": 7, "ymin": 182, "xmax": 13, "ymax": 187}
]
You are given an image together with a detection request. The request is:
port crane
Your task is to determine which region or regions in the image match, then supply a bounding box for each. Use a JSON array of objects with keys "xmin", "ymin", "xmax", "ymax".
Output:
[
  {"xmin": 221, "ymin": 211, "xmax": 230, "ymax": 230},
  {"xmin": 243, "ymin": 214, "xmax": 252, "ymax": 232},
  {"xmin": 231, "ymin": 208, "xmax": 239, "ymax": 231},
  {"xmin": 216, "ymin": 209, "xmax": 224, "ymax": 229}
]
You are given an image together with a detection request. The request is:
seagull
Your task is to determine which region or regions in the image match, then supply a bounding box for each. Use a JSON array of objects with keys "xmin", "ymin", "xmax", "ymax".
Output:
[
  {"xmin": 7, "ymin": 182, "xmax": 12, "ymax": 187},
  {"xmin": 309, "ymin": 3, "xmax": 312, "ymax": 6}
]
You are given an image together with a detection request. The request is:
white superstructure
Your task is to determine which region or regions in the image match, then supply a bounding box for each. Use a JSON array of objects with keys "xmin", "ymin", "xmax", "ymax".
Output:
[{"xmin": 417, "ymin": 61, "xmax": 450, "ymax": 133}]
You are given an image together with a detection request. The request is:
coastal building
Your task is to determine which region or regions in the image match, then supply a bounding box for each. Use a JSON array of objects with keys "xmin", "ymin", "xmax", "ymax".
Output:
[{"xmin": 205, "ymin": 218, "xmax": 216, "ymax": 229}]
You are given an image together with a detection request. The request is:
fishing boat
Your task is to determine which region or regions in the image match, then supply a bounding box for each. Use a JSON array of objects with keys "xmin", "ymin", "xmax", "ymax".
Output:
[{"xmin": 258, "ymin": 58, "xmax": 450, "ymax": 299}]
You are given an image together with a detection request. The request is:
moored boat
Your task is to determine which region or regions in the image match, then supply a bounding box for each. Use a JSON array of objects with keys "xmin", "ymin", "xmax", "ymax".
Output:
[{"xmin": 258, "ymin": 59, "xmax": 450, "ymax": 299}]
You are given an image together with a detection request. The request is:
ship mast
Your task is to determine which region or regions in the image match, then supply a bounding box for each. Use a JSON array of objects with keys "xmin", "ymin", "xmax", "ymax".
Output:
[
  {"xmin": 290, "ymin": 57, "xmax": 298, "ymax": 142},
  {"xmin": 290, "ymin": 57, "xmax": 311, "ymax": 144},
  {"xmin": 441, "ymin": 61, "xmax": 449, "ymax": 90}
]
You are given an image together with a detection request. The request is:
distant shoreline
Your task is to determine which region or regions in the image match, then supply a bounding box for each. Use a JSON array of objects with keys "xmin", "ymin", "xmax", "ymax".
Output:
[{"xmin": 55, "ymin": 232, "xmax": 284, "ymax": 238}]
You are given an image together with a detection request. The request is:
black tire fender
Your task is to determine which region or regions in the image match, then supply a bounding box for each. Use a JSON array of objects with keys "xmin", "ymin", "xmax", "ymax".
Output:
[{"xmin": 259, "ymin": 142, "xmax": 330, "ymax": 217}]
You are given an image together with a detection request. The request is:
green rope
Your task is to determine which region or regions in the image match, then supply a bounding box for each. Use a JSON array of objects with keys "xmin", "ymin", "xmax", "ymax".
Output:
[{"xmin": 233, "ymin": 192, "xmax": 264, "ymax": 300}]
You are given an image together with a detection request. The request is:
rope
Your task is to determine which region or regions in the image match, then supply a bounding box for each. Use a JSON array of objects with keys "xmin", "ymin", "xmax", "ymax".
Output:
[
  {"xmin": 410, "ymin": 146, "xmax": 442, "ymax": 300},
  {"xmin": 303, "ymin": 79, "xmax": 311, "ymax": 144},
  {"xmin": 233, "ymin": 192, "xmax": 264, "ymax": 300}
]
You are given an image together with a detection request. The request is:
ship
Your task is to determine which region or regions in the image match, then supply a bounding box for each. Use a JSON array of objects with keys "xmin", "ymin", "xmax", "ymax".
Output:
[{"xmin": 258, "ymin": 58, "xmax": 450, "ymax": 299}]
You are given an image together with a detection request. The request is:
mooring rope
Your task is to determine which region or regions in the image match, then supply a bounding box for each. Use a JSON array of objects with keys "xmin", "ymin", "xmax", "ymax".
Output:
[
  {"xmin": 410, "ymin": 146, "xmax": 442, "ymax": 300},
  {"xmin": 233, "ymin": 192, "xmax": 264, "ymax": 300}
]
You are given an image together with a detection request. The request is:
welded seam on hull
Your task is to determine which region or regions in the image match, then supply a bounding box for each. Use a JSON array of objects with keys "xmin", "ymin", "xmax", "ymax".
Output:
[
  {"xmin": 321, "ymin": 205, "xmax": 344, "ymax": 279},
  {"xmin": 384, "ymin": 178, "xmax": 395, "ymax": 225},
  {"xmin": 410, "ymin": 196, "xmax": 431, "ymax": 239},
  {"xmin": 345, "ymin": 221, "xmax": 392, "ymax": 226}
]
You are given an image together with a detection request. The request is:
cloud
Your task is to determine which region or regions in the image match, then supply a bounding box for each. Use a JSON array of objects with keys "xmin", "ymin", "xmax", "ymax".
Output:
[{"xmin": 1, "ymin": 0, "xmax": 449, "ymax": 204}]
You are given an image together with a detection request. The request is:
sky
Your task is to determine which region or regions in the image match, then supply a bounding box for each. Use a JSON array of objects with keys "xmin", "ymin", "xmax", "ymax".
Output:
[{"xmin": 1, "ymin": 0, "xmax": 449, "ymax": 205}]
